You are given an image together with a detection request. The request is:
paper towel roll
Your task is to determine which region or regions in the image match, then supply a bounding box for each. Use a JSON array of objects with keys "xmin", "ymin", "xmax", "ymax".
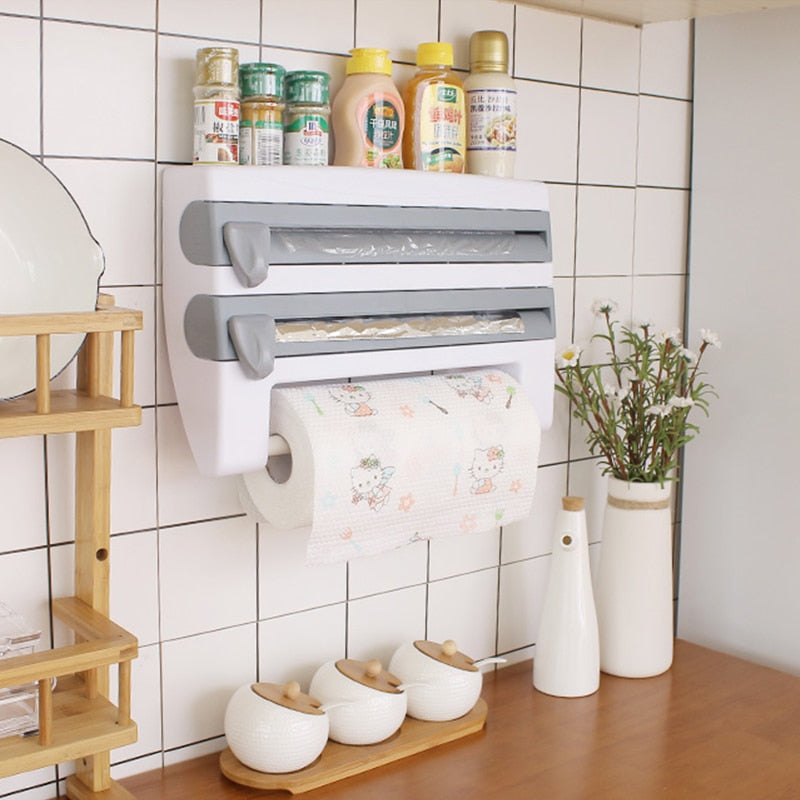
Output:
[{"xmin": 237, "ymin": 368, "xmax": 541, "ymax": 565}]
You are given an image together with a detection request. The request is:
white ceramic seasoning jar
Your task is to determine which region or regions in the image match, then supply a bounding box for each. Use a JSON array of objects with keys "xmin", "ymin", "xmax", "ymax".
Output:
[
  {"xmin": 309, "ymin": 657, "xmax": 408, "ymax": 745},
  {"xmin": 223, "ymin": 680, "xmax": 329, "ymax": 773}
]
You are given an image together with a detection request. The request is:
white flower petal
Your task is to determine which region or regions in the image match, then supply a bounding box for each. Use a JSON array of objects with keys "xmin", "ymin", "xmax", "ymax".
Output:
[
  {"xmin": 669, "ymin": 395, "xmax": 694, "ymax": 408},
  {"xmin": 701, "ymin": 328, "xmax": 722, "ymax": 349}
]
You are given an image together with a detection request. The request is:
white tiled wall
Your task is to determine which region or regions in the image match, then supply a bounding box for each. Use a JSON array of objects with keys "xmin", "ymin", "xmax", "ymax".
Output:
[{"xmin": 0, "ymin": 2, "xmax": 692, "ymax": 795}]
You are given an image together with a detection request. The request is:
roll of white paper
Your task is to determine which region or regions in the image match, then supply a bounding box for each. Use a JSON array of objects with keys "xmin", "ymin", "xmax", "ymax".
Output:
[{"xmin": 237, "ymin": 368, "xmax": 541, "ymax": 565}]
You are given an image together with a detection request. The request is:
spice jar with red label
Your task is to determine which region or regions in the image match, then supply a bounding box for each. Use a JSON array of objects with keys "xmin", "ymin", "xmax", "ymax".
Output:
[{"xmin": 193, "ymin": 47, "xmax": 241, "ymax": 165}]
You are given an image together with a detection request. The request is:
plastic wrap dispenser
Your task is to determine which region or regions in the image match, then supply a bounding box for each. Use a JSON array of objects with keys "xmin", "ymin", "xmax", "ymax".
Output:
[{"xmin": 162, "ymin": 165, "xmax": 556, "ymax": 476}]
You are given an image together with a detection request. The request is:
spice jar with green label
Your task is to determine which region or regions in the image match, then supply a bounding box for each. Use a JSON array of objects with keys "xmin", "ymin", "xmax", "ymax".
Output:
[
  {"xmin": 193, "ymin": 47, "xmax": 240, "ymax": 165},
  {"xmin": 283, "ymin": 71, "xmax": 331, "ymax": 166},
  {"xmin": 239, "ymin": 62, "xmax": 285, "ymax": 166}
]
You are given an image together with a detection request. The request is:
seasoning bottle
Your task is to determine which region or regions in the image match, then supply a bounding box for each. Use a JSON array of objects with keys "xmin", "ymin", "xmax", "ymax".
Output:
[
  {"xmin": 283, "ymin": 71, "xmax": 331, "ymax": 166},
  {"xmin": 402, "ymin": 42, "xmax": 466, "ymax": 173},
  {"xmin": 533, "ymin": 496, "xmax": 600, "ymax": 698},
  {"xmin": 332, "ymin": 48, "xmax": 404, "ymax": 168},
  {"xmin": 239, "ymin": 63, "xmax": 285, "ymax": 166},
  {"xmin": 193, "ymin": 47, "xmax": 240, "ymax": 165},
  {"xmin": 464, "ymin": 31, "xmax": 517, "ymax": 177}
]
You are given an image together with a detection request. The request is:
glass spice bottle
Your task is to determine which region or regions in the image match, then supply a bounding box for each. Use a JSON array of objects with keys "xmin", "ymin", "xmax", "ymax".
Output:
[
  {"xmin": 193, "ymin": 47, "xmax": 240, "ymax": 165},
  {"xmin": 283, "ymin": 71, "xmax": 331, "ymax": 166},
  {"xmin": 239, "ymin": 62, "xmax": 286, "ymax": 166}
]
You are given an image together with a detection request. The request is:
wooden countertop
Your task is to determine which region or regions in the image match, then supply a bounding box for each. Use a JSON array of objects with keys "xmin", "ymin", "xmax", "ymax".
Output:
[{"xmin": 116, "ymin": 640, "xmax": 800, "ymax": 800}]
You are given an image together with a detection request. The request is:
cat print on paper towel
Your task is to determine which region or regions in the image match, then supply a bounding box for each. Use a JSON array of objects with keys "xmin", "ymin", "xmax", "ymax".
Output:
[
  {"xmin": 351, "ymin": 454, "xmax": 395, "ymax": 511},
  {"xmin": 445, "ymin": 374, "xmax": 493, "ymax": 403},
  {"xmin": 469, "ymin": 446, "xmax": 504, "ymax": 494},
  {"xmin": 329, "ymin": 384, "xmax": 378, "ymax": 416}
]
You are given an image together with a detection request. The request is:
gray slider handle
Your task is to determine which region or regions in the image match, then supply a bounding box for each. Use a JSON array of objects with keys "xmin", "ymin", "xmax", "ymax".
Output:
[
  {"xmin": 223, "ymin": 221, "xmax": 271, "ymax": 288},
  {"xmin": 228, "ymin": 314, "xmax": 275, "ymax": 380},
  {"xmin": 227, "ymin": 313, "xmax": 290, "ymax": 458}
]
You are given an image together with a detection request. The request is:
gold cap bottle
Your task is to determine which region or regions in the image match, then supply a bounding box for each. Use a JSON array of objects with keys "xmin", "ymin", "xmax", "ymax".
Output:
[{"xmin": 469, "ymin": 30, "xmax": 509, "ymax": 73}]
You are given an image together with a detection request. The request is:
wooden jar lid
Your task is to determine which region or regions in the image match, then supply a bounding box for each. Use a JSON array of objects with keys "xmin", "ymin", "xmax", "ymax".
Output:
[
  {"xmin": 413, "ymin": 640, "xmax": 478, "ymax": 672},
  {"xmin": 335, "ymin": 658, "xmax": 403, "ymax": 694},
  {"xmin": 251, "ymin": 681, "xmax": 325, "ymax": 715}
]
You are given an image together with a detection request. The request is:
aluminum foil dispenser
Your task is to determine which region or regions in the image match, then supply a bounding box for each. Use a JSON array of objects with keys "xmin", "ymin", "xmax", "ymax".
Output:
[{"xmin": 162, "ymin": 166, "xmax": 555, "ymax": 476}]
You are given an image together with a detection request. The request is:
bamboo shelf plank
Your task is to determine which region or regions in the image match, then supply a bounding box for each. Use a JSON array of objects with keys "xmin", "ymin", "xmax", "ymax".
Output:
[
  {"xmin": 65, "ymin": 776, "xmax": 137, "ymax": 800},
  {"xmin": 0, "ymin": 612, "xmax": 137, "ymax": 690},
  {"xmin": 52, "ymin": 597, "xmax": 137, "ymax": 644},
  {"xmin": 0, "ymin": 391, "xmax": 141, "ymax": 438},
  {"xmin": 0, "ymin": 307, "xmax": 142, "ymax": 337},
  {"xmin": 0, "ymin": 677, "xmax": 137, "ymax": 779}
]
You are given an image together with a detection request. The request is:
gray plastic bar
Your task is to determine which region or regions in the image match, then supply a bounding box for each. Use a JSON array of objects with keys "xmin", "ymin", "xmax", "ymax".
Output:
[
  {"xmin": 180, "ymin": 201, "xmax": 552, "ymax": 266},
  {"xmin": 184, "ymin": 287, "xmax": 555, "ymax": 366}
]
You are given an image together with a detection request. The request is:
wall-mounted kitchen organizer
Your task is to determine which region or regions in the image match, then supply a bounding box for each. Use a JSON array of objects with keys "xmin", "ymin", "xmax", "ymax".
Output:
[{"xmin": 0, "ymin": 294, "xmax": 142, "ymax": 800}]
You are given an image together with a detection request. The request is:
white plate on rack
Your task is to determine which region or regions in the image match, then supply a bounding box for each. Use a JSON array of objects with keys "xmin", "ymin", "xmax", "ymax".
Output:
[{"xmin": 0, "ymin": 139, "xmax": 104, "ymax": 400}]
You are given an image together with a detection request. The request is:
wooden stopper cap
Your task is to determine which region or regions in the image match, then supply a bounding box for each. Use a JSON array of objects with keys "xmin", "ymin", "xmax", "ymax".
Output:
[
  {"xmin": 562, "ymin": 496, "xmax": 584, "ymax": 511},
  {"xmin": 283, "ymin": 681, "xmax": 301, "ymax": 701},
  {"xmin": 441, "ymin": 640, "xmax": 458, "ymax": 657}
]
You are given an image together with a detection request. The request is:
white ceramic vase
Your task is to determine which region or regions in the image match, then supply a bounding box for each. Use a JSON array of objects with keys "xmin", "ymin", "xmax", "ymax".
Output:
[
  {"xmin": 533, "ymin": 496, "xmax": 599, "ymax": 697},
  {"xmin": 596, "ymin": 477, "xmax": 674, "ymax": 678}
]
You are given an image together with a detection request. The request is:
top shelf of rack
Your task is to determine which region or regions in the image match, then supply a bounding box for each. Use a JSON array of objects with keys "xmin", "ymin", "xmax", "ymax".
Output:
[{"xmin": 0, "ymin": 298, "xmax": 143, "ymax": 439}]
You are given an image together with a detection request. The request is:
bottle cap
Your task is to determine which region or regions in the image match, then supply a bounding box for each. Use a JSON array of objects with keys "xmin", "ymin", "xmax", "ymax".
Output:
[
  {"xmin": 469, "ymin": 30, "xmax": 509, "ymax": 72},
  {"xmin": 347, "ymin": 47, "xmax": 393, "ymax": 76},
  {"xmin": 416, "ymin": 41, "xmax": 454, "ymax": 67},
  {"xmin": 195, "ymin": 47, "xmax": 239, "ymax": 86},
  {"xmin": 562, "ymin": 496, "xmax": 585, "ymax": 511},
  {"xmin": 285, "ymin": 70, "xmax": 331, "ymax": 104},
  {"xmin": 239, "ymin": 62, "xmax": 286, "ymax": 99}
]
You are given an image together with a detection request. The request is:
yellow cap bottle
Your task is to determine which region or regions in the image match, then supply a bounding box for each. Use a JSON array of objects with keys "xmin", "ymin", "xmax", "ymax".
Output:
[
  {"xmin": 332, "ymin": 48, "xmax": 404, "ymax": 168},
  {"xmin": 402, "ymin": 42, "xmax": 466, "ymax": 172}
]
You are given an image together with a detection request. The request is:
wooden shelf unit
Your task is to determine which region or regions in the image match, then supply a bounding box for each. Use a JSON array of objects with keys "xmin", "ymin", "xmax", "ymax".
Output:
[{"xmin": 0, "ymin": 296, "xmax": 142, "ymax": 800}]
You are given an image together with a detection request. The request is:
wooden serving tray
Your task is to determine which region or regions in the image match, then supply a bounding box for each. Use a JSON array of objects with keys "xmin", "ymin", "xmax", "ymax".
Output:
[{"xmin": 219, "ymin": 698, "xmax": 488, "ymax": 794}]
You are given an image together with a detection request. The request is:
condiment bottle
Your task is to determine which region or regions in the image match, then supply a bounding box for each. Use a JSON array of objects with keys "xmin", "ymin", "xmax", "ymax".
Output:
[
  {"xmin": 283, "ymin": 71, "xmax": 331, "ymax": 166},
  {"xmin": 533, "ymin": 496, "xmax": 600, "ymax": 698},
  {"xmin": 402, "ymin": 42, "xmax": 466, "ymax": 173},
  {"xmin": 464, "ymin": 30, "xmax": 517, "ymax": 178},
  {"xmin": 193, "ymin": 47, "xmax": 240, "ymax": 165},
  {"xmin": 239, "ymin": 62, "xmax": 285, "ymax": 166},
  {"xmin": 332, "ymin": 48, "xmax": 404, "ymax": 168}
]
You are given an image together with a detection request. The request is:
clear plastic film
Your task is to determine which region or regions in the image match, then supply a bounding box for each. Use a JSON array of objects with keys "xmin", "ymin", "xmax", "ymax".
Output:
[
  {"xmin": 272, "ymin": 230, "xmax": 517, "ymax": 260},
  {"xmin": 275, "ymin": 312, "xmax": 524, "ymax": 343}
]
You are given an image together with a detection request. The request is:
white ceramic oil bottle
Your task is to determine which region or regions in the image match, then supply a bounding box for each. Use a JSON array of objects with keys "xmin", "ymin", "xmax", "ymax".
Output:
[{"xmin": 533, "ymin": 495, "xmax": 600, "ymax": 697}]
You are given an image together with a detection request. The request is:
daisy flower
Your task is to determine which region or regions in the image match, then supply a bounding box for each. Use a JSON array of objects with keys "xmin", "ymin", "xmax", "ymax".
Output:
[
  {"xmin": 557, "ymin": 344, "xmax": 582, "ymax": 368},
  {"xmin": 669, "ymin": 395, "xmax": 694, "ymax": 409},
  {"xmin": 701, "ymin": 329, "xmax": 722, "ymax": 349},
  {"xmin": 592, "ymin": 299, "xmax": 618, "ymax": 316}
]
